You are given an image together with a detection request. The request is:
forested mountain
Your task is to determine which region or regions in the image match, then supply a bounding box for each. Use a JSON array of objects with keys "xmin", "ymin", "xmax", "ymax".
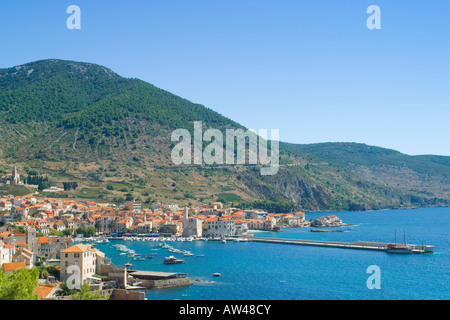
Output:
[
  {"xmin": 281, "ymin": 142, "xmax": 450, "ymax": 202},
  {"xmin": 0, "ymin": 59, "xmax": 448, "ymax": 211}
]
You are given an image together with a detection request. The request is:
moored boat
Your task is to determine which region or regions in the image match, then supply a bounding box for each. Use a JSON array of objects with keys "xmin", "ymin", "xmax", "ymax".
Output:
[
  {"xmin": 386, "ymin": 243, "xmax": 412, "ymax": 254},
  {"xmin": 163, "ymin": 256, "xmax": 184, "ymax": 264},
  {"xmin": 386, "ymin": 231, "xmax": 412, "ymax": 254}
]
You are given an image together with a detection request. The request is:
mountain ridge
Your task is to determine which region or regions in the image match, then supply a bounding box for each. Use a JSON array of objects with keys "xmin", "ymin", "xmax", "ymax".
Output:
[{"xmin": 0, "ymin": 59, "xmax": 448, "ymax": 211}]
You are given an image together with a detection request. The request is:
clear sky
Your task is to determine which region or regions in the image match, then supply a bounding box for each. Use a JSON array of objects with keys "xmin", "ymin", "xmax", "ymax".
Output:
[{"xmin": 0, "ymin": 0, "xmax": 449, "ymax": 155}]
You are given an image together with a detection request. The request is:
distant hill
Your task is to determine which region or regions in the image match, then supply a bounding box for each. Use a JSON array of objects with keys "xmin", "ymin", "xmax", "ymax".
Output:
[
  {"xmin": 281, "ymin": 142, "xmax": 450, "ymax": 202},
  {"xmin": 0, "ymin": 59, "xmax": 448, "ymax": 211}
]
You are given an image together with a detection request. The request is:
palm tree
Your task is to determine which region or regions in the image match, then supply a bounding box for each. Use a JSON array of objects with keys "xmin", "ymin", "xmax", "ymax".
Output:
[
  {"xmin": 94, "ymin": 220, "xmax": 102, "ymax": 233},
  {"xmin": 108, "ymin": 220, "xmax": 116, "ymax": 233},
  {"xmin": 55, "ymin": 281, "xmax": 77, "ymax": 297}
]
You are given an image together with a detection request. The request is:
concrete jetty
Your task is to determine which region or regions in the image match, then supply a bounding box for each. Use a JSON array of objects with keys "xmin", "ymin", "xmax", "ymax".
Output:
[{"xmin": 248, "ymin": 237, "xmax": 433, "ymax": 254}]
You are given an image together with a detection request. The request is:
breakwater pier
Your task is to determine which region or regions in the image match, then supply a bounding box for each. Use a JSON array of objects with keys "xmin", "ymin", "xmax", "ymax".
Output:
[{"xmin": 248, "ymin": 237, "xmax": 433, "ymax": 254}]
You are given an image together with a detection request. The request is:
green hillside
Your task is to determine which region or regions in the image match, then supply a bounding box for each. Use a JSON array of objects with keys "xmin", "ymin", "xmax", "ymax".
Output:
[
  {"xmin": 0, "ymin": 59, "xmax": 448, "ymax": 211},
  {"xmin": 281, "ymin": 142, "xmax": 450, "ymax": 202}
]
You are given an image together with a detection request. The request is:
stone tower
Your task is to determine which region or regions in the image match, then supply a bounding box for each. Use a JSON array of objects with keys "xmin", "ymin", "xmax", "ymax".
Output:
[
  {"xmin": 11, "ymin": 166, "xmax": 20, "ymax": 185},
  {"xmin": 183, "ymin": 207, "xmax": 189, "ymax": 221},
  {"xmin": 26, "ymin": 227, "xmax": 37, "ymax": 262}
]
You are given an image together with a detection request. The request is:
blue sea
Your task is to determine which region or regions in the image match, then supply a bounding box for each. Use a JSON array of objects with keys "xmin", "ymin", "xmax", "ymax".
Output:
[{"xmin": 94, "ymin": 207, "xmax": 450, "ymax": 300}]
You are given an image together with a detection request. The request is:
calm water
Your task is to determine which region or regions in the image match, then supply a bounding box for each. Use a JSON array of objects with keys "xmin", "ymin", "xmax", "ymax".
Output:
[{"xmin": 94, "ymin": 207, "xmax": 450, "ymax": 300}]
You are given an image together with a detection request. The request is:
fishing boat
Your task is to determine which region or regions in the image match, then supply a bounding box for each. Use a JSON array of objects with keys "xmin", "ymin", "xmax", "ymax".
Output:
[
  {"xmin": 386, "ymin": 231, "xmax": 412, "ymax": 254},
  {"xmin": 163, "ymin": 256, "xmax": 184, "ymax": 264}
]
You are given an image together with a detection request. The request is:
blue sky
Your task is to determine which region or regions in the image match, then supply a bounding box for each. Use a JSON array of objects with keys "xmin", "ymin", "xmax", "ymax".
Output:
[{"xmin": 0, "ymin": 0, "xmax": 449, "ymax": 155}]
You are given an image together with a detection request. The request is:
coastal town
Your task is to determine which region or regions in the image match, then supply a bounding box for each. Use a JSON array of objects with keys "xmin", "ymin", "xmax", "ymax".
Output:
[{"xmin": 0, "ymin": 166, "xmax": 320, "ymax": 300}]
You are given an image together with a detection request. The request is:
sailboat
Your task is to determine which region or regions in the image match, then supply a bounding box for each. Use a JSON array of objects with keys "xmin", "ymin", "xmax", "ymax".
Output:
[{"xmin": 386, "ymin": 231, "xmax": 412, "ymax": 254}]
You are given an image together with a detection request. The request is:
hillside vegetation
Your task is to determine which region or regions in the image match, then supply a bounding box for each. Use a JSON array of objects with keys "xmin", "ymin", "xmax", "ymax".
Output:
[{"xmin": 1, "ymin": 59, "xmax": 448, "ymax": 211}]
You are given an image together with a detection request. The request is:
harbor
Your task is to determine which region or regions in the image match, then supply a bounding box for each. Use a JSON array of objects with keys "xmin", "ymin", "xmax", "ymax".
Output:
[
  {"xmin": 248, "ymin": 237, "xmax": 434, "ymax": 254},
  {"xmin": 78, "ymin": 207, "xmax": 448, "ymax": 300}
]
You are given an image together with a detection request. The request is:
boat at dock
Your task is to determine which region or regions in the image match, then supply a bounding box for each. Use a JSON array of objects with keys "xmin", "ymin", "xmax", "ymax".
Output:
[
  {"xmin": 386, "ymin": 231, "xmax": 412, "ymax": 254},
  {"xmin": 386, "ymin": 243, "xmax": 412, "ymax": 254}
]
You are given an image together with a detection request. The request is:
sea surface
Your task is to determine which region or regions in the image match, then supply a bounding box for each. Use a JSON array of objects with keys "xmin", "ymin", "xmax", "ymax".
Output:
[{"xmin": 94, "ymin": 207, "xmax": 450, "ymax": 300}]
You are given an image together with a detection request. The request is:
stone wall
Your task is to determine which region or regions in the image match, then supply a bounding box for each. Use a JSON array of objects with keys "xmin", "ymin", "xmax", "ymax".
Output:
[
  {"xmin": 107, "ymin": 289, "xmax": 145, "ymax": 300},
  {"xmin": 139, "ymin": 277, "xmax": 190, "ymax": 289}
]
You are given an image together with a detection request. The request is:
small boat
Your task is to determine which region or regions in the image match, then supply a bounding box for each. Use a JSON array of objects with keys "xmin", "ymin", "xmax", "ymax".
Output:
[
  {"xmin": 163, "ymin": 256, "xmax": 184, "ymax": 264},
  {"xmin": 221, "ymin": 239, "xmax": 226, "ymax": 244},
  {"xmin": 133, "ymin": 257, "xmax": 145, "ymax": 261},
  {"xmin": 213, "ymin": 273, "xmax": 221, "ymax": 277},
  {"xmin": 183, "ymin": 251, "xmax": 194, "ymax": 256},
  {"xmin": 196, "ymin": 254, "xmax": 205, "ymax": 257},
  {"xmin": 144, "ymin": 256, "xmax": 153, "ymax": 259}
]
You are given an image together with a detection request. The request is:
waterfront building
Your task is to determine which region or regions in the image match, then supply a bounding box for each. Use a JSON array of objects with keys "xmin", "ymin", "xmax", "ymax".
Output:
[
  {"xmin": 204, "ymin": 217, "xmax": 235, "ymax": 238},
  {"xmin": 247, "ymin": 218, "xmax": 264, "ymax": 230},
  {"xmin": 264, "ymin": 216, "xmax": 277, "ymax": 230},
  {"xmin": 244, "ymin": 210, "xmax": 268, "ymax": 220},
  {"xmin": 182, "ymin": 217, "xmax": 203, "ymax": 237},
  {"xmin": 60, "ymin": 244, "xmax": 104, "ymax": 284},
  {"xmin": 310, "ymin": 215, "xmax": 343, "ymax": 227},
  {"xmin": 234, "ymin": 219, "xmax": 249, "ymax": 235}
]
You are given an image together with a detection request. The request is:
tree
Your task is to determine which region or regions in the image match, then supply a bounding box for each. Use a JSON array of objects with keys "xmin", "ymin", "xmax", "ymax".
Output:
[
  {"xmin": 76, "ymin": 225, "xmax": 96, "ymax": 236},
  {"xmin": 55, "ymin": 281, "xmax": 77, "ymax": 297},
  {"xmin": 108, "ymin": 220, "xmax": 116, "ymax": 232},
  {"xmin": 40, "ymin": 270, "xmax": 49, "ymax": 280},
  {"xmin": 0, "ymin": 267, "xmax": 40, "ymax": 300},
  {"xmin": 125, "ymin": 193, "xmax": 134, "ymax": 201},
  {"xmin": 70, "ymin": 282, "xmax": 109, "ymax": 300},
  {"xmin": 87, "ymin": 226, "xmax": 96, "ymax": 235},
  {"xmin": 94, "ymin": 220, "xmax": 102, "ymax": 232},
  {"xmin": 62, "ymin": 229, "xmax": 73, "ymax": 236}
]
